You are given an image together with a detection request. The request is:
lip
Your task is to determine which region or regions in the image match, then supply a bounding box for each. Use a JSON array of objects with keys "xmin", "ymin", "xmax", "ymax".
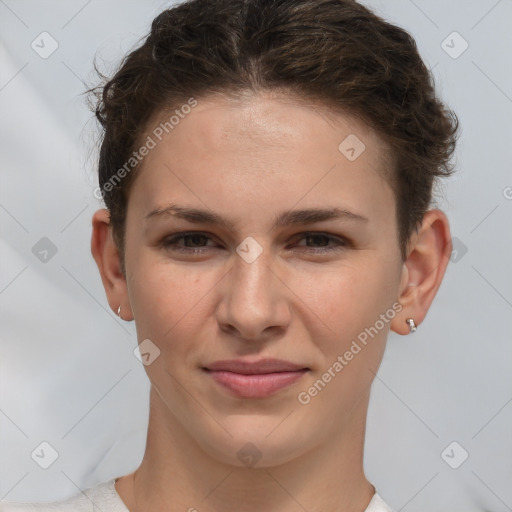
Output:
[{"xmin": 203, "ymin": 358, "xmax": 309, "ymax": 398}]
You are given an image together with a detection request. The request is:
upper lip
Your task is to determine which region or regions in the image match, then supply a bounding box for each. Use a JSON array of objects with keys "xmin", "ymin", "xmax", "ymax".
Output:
[{"xmin": 203, "ymin": 358, "xmax": 309, "ymax": 375}]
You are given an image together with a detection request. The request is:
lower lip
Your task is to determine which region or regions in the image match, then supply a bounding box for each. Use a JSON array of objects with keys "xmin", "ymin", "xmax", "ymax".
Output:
[{"xmin": 205, "ymin": 369, "xmax": 308, "ymax": 398}]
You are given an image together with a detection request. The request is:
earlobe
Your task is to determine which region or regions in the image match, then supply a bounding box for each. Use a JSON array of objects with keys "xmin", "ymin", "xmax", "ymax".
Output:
[
  {"xmin": 391, "ymin": 209, "xmax": 452, "ymax": 336},
  {"xmin": 90, "ymin": 208, "xmax": 134, "ymax": 321}
]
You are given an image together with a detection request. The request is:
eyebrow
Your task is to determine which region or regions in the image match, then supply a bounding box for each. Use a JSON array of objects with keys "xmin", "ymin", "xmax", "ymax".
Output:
[{"xmin": 145, "ymin": 204, "xmax": 369, "ymax": 230}]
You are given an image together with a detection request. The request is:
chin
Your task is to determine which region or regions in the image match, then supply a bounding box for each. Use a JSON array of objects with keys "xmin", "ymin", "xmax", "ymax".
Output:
[{"xmin": 195, "ymin": 421, "xmax": 311, "ymax": 469}]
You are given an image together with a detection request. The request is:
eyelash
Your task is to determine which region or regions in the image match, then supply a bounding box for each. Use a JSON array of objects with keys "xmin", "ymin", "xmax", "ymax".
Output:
[{"xmin": 159, "ymin": 231, "xmax": 350, "ymax": 255}]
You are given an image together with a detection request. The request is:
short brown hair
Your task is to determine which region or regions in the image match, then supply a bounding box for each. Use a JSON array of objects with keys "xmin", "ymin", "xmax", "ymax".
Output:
[{"xmin": 88, "ymin": 0, "xmax": 459, "ymax": 273}]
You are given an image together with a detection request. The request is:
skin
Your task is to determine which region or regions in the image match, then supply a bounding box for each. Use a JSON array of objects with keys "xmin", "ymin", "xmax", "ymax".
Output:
[{"xmin": 91, "ymin": 91, "xmax": 451, "ymax": 512}]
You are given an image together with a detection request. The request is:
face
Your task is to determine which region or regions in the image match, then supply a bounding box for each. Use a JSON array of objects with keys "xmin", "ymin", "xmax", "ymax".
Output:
[{"xmin": 122, "ymin": 92, "xmax": 405, "ymax": 466}]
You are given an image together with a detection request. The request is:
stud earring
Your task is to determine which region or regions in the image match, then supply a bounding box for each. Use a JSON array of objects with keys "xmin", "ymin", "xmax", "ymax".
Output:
[
  {"xmin": 406, "ymin": 318, "xmax": 417, "ymax": 333},
  {"xmin": 117, "ymin": 305, "xmax": 122, "ymax": 319}
]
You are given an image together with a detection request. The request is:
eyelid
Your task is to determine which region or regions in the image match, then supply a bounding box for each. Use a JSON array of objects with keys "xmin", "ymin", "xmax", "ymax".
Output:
[
  {"xmin": 291, "ymin": 231, "xmax": 348, "ymax": 244},
  {"xmin": 161, "ymin": 231, "xmax": 221, "ymax": 248}
]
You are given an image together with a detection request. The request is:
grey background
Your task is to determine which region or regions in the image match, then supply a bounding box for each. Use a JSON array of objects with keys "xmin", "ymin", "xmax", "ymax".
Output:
[{"xmin": 1, "ymin": 0, "xmax": 511, "ymax": 510}]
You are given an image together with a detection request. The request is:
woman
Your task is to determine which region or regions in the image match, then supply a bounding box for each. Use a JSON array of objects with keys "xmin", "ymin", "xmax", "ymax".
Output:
[{"xmin": 0, "ymin": 0, "xmax": 458, "ymax": 510}]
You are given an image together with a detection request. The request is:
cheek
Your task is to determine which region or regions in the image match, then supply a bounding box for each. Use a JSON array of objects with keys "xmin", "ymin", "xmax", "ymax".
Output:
[
  {"xmin": 293, "ymin": 263, "xmax": 398, "ymax": 416},
  {"xmin": 291, "ymin": 257, "xmax": 399, "ymax": 341},
  {"xmin": 126, "ymin": 250, "xmax": 212, "ymax": 342},
  {"xmin": 126, "ymin": 262, "xmax": 218, "ymax": 391}
]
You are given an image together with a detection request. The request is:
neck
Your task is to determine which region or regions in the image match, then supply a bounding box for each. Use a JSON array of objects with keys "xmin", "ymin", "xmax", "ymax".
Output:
[{"xmin": 116, "ymin": 386, "xmax": 375, "ymax": 512}]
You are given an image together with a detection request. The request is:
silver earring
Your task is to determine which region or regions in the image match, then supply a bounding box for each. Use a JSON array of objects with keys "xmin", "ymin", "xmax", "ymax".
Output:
[
  {"xmin": 406, "ymin": 318, "xmax": 417, "ymax": 333},
  {"xmin": 117, "ymin": 305, "xmax": 122, "ymax": 319}
]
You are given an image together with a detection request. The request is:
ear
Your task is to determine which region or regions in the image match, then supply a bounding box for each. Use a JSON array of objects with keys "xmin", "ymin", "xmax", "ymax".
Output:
[
  {"xmin": 90, "ymin": 208, "xmax": 134, "ymax": 321},
  {"xmin": 391, "ymin": 209, "xmax": 452, "ymax": 335}
]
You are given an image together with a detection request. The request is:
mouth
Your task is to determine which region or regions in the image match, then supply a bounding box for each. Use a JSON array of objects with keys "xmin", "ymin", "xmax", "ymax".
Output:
[{"xmin": 202, "ymin": 358, "xmax": 310, "ymax": 398}]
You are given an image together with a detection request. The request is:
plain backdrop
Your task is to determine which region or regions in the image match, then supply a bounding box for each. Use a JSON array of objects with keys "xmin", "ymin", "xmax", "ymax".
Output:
[{"xmin": 1, "ymin": 1, "xmax": 511, "ymax": 510}]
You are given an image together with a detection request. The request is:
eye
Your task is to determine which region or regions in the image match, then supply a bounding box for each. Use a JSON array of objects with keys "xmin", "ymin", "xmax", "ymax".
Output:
[
  {"xmin": 160, "ymin": 232, "xmax": 220, "ymax": 254},
  {"xmin": 291, "ymin": 232, "xmax": 349, "ymax": 253},
  {"xmin": 159, "ymin": 231, "xmax": 350, "ymax": 256}
]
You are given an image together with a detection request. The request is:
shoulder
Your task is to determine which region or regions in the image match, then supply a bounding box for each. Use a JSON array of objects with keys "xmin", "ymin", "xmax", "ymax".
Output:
[
  {"xmin": 366, "ymin": 492, "xmax": 396, "ymax": 512},
  {"xmin": 0, "ymin": 478, "xmax": 128, "ymax": 512}
]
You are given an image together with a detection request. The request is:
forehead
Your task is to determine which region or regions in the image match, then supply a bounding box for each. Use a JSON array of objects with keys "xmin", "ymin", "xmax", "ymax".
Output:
[
  {"xmin": 147, "ymin": 91, "xmax": 391, "ymax": 161},
  {"xmin": 127, "ymin": 92, "xmax": 396, "ymax": 230}
]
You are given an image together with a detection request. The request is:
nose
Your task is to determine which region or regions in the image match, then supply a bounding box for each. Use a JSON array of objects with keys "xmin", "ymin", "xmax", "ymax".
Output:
[{"xmin": 215, "ymin": 249, "xmax": 292, "ymax": 342}]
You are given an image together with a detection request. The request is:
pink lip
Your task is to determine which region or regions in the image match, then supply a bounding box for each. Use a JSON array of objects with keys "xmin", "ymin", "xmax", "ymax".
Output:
[{"xmin": 203, "ymin": 358, "xmax": 309, "ymax": 398}]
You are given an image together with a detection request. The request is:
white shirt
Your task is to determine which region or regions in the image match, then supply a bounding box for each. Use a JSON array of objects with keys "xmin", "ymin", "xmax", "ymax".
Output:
[{"xmin": 0, "ymin": 478, "xmax": 395, "ymax": 511}]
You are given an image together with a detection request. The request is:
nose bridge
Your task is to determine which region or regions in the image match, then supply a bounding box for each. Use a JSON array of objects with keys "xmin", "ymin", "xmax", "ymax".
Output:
[
  {"xmin": 230, "ymin": 247, "xmax": 275, "ymax": 312},
  {"xmin": 234, "ymin": 248, "xmax": 272, "ymax": 297},
  {"xmin": 217, "ymin": 247, "xmax": 290, "ymax": 339}
]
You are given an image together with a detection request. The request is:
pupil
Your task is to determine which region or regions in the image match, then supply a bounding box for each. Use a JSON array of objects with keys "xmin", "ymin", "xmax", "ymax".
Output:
[
  {"xmin": 187, "ymin": 234, "xmax": 205, "ymax": 247},
  {"xmin": 308, "ymin": 235, "xmax": 328, "ymax": 247}
]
